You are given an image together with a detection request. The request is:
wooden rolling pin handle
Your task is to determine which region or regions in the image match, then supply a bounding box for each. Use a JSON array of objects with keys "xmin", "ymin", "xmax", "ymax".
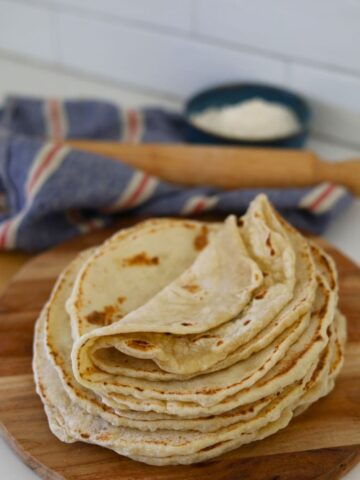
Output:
[
  {"xmin": 314, "ymin": 159, "xmax": 360, "ymax": 196},
  {"xmin": 66, "ymin": 141, "xmax": 360, "ymax": 196}
]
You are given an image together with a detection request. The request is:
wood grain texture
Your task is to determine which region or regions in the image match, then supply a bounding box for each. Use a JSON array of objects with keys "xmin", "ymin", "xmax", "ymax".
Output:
[
  {"xmin": 0, "ymin": 251, "xmax": 31, "ymax": 294},
  {"xmin": 66, "ymin": 142, "xmax": 360, "ymax": 195},
  {"xmin": 0, "ymin": 224, "xmax": 359, "ymax": 480}
]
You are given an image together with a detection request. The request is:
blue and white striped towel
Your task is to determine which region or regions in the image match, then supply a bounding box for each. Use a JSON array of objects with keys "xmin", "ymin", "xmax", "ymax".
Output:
[{"xmin": 0, "ymin": 96, "xmax": 352, "ymax": 251}]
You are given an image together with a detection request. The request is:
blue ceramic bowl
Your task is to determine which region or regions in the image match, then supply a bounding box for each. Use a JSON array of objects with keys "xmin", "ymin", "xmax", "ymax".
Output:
[{"xmin": 185, "ymin": 83, "xmax": 310, "ymax": 148}]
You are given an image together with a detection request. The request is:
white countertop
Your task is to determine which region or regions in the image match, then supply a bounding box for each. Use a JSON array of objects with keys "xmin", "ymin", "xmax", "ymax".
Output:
[{"xmin": 0, "ymin": 54, "xmax": 359, "ymax": 479}]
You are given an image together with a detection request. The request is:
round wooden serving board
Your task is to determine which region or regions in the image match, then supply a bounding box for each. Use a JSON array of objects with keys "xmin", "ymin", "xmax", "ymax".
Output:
[{"xmin": 0, "ymin": 225, "xmax": 359, "ymax": 480}]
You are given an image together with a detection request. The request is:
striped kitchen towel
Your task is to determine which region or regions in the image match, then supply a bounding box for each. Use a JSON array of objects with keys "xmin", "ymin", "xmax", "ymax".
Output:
[
  {"xmin": 0, "ymin": 96, "xmax": 187, "ymax": 142},
  {"xmin": 0, "ymin": 97, "xmax": 352, "ymax": 251}
]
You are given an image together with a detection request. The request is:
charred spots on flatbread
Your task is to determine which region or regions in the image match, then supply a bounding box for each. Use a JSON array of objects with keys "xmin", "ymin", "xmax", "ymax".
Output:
[
  {"xmin": 122, "ymin": 252, "xmax": 160, "ymax": 267},
  {"xmin": 86, "ymin": 305, "xmax": 118, "ymax": 326},
  {"xmin": 193, "ymin": 225, "xmax": 209, "ymax": 251},
  {"xmin": 181, "ymin": 284, "xmax": 200, "ymax": 293},
  {"xmin": 126, "ymin": 339, "xmax": 154, "ymax": 352},
  {"xmin": 266, "ymin": 234, "xmax": 276, "ymax": 256}
]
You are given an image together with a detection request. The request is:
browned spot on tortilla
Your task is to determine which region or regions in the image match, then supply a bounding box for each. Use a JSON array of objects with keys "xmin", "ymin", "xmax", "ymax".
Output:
[
  {"xmin": 181, "ymin": 283, "xmax": 200, "ymax": 293},
  {"xmin": 117, "ymin": 296, "xmax": 126, "ymax": 304},
  {"xmin": 330, "ymin": 340, "xmax": 342, "ymax": 374},
  {"xmin": 216, "ymin": 340, "xmax": 224, "ymax": 346},
  {"xmin": 313, "ymin": 285, "xmax": 328, "ymax": 318},
  {"xmin": 85, "ymin": 365, "xmax": 102, "ymax": 375},
  {"xmin": 254, "ymin": 288, "xmax": 267, "ymax": 300},
  {"xmin": 181, "ymin": 322, "xmax": 192, "ymax": 326},
  {"xmin": 122, "ymin": 252, "xmax": 159, "ymax": 267},
  {"xmin": 80, "ymin": 433, "xmax": 90, "ymax": 439},
  {"xmin": 86, "ymin": 305, "xmax": 117, "ymax": 326},
  {"xmin": 127, "ymin": 339, "xmax": 154, "ymax": 351},
  {"xmin": 143, "ymin": 439, "xmax": 184, "ymax": 446},
  {"xmin": 194, "ymin": 225, "xmax": 209, "ymax": 251},
  {"xmin": 96, "ymin": 433, "xmax": 111, "ymax": 441},
  {"xmin": 238, "ymin": 218, "xmax": 244, "ymax": 227},
  {"xmin": 74, "ymin": 297, "xmax": 82, "ymax": 312},
  {"xmin": 201, "ymin": 441, "xmax": 227, "ymax": 452},
  {"xmin": 313, "ymin": 247, "xmax": 336, "ymax": 290},
  {"xmin": 243, "ymin": 319, "xmax": 251, "ymax": 326},
  {"xmin": 199, "ymin": 387, "xmax": 221, "ymax": 395},
  {"xmin": 192, "ymin": 334, "xmax": 217, "ymax": 342},
  {"xmin": 315, "ymin": 302, "xmax": 328, "ymax": 318},
  {"xmin": 37, "ymin": 381, "xmax": 47, "ymax": 400},
  {"xmin": 183, "ymin": 221, "xmax": 196, "ymax": 230},
  {"xmin": 264, "ymin": 271, "xmax": 269, "ymax": 277},
  {"xmin": 266, "ymin": 234, "xmax": 276, "ymax": 256},
  {"xmin": 308, "ymin": 347, "xmax": 328, "ymax": 385}
]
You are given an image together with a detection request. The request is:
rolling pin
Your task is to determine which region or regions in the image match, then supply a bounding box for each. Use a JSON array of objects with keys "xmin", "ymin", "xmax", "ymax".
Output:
[{"xmin": 66, "ymin": 141, "xmax": 360, "ymax": 196}]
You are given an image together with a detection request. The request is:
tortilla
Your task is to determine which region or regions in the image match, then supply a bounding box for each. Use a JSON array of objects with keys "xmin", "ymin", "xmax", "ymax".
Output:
[
  {"xmin": 34, "ymin": 310, "xmax": 345, "ymax": 464},
  {"xmin": 33, "ymin": 194, "xmax": 346, "ymax": 465}
]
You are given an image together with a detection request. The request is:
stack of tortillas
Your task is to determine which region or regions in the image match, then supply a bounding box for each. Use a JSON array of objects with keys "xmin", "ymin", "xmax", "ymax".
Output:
[{"xmin": 33, "ymin": 194, "xmax": 346, "ymax": 465}]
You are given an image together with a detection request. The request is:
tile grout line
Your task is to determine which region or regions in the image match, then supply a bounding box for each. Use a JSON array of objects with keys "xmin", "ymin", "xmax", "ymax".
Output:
[{"xmin": 4, "ymin": 0, "xmax": 360, "ymax": 80}]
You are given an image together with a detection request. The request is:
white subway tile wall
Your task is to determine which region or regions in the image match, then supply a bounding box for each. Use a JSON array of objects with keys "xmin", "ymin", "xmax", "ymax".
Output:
[
  {"xmin": 195, "ymin": 0, "xmax": 360, "ymax": 74},
  {"xmin": 58, "ymin": 12, "xmax": 286, "ymax": 97},
  {"xmin": 0, "ymin": 0, "xmax": 359, "ymax": 146},
  {"xmin": 288, "ymin": 64, "xmax": 360, "ymax": 146},
  {"xmin": 0, "ymin": 0, "xmax": 57, "ymax": 62},
  {"xmin": 48, "ymin": 0, "xmax": 194, "ymax": 32}
]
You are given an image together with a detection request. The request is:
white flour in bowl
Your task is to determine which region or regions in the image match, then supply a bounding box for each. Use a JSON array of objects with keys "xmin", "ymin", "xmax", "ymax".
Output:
[{"xmin": 190, "ymin": 98, "xmax": 300, "ymax": 140}]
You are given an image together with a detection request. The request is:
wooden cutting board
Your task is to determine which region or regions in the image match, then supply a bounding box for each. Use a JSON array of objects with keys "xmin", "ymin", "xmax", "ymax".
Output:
[{"xmin": 0, "ymin": 224, "xmax": 359, "ymax": 480}]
